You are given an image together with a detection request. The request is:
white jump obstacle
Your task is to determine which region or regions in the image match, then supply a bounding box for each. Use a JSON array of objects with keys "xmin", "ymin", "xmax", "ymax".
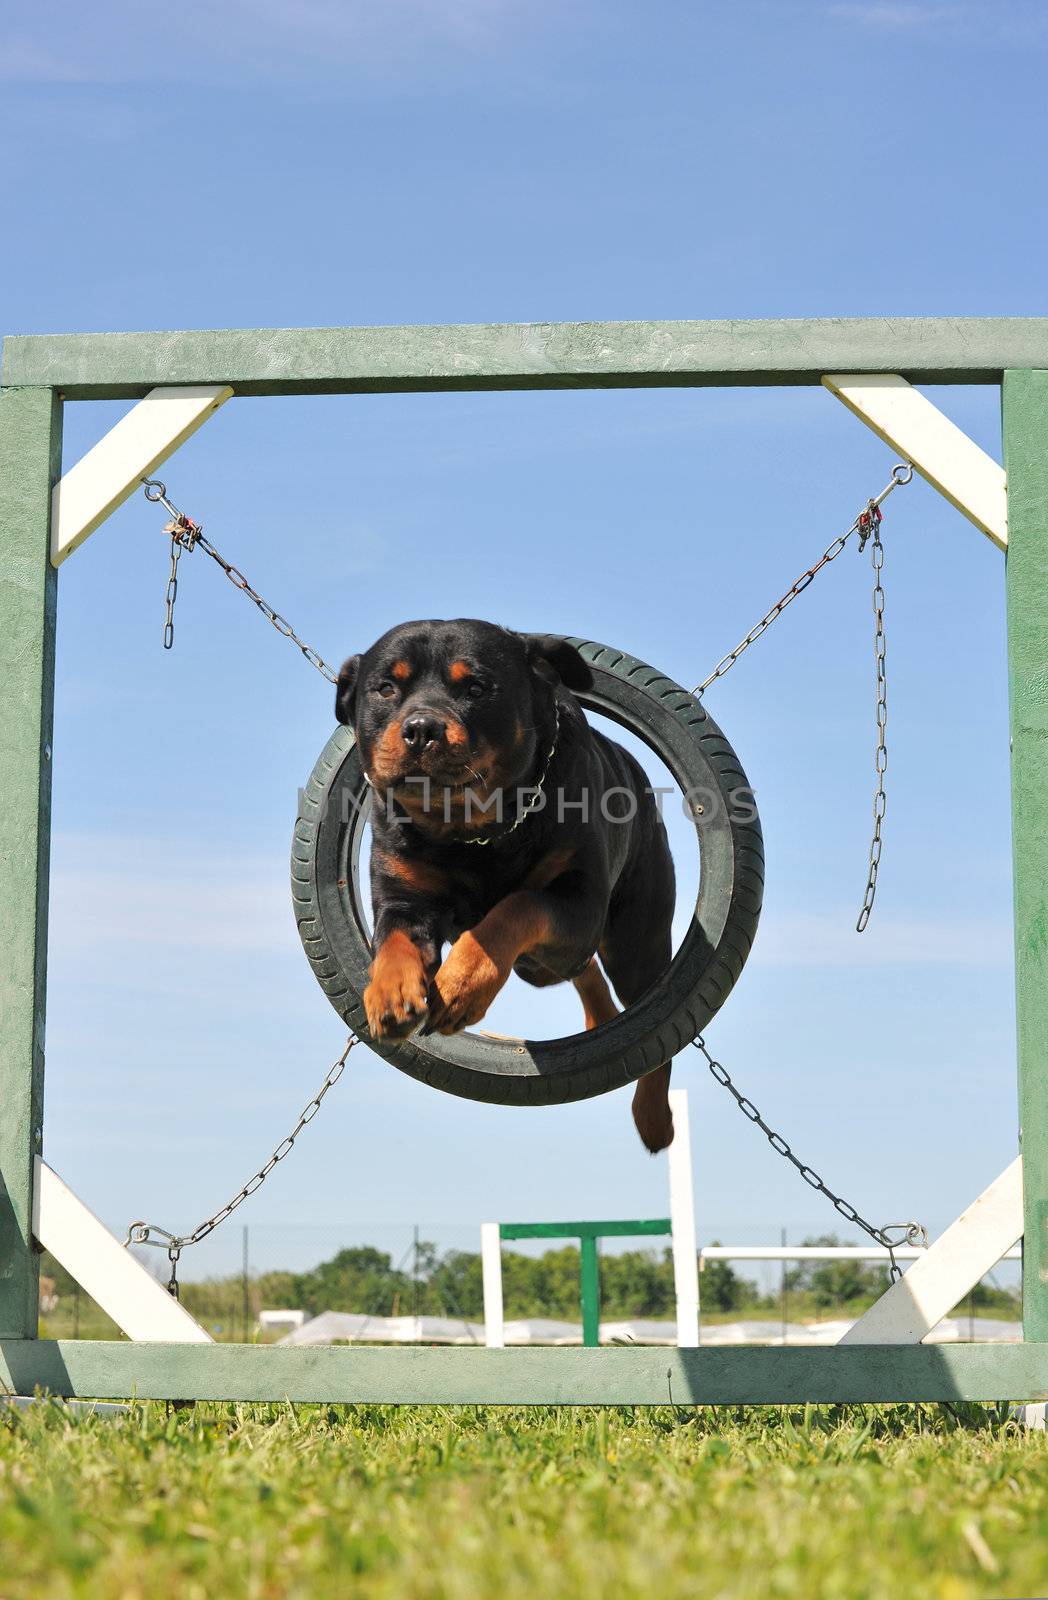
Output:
[
  {"xmin": 5, "ymin": 323, "xmax": 1042, "ymax": 1410},
  {"xmin": 481, "ymin": 1089, "xmax": 700, "ymax": 1349}
]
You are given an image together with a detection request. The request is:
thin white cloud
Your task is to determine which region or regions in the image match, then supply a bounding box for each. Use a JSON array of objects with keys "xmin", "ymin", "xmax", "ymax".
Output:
[
  {"xmin": 828, "ymin": 1, "xmax": 1048, "ymax": 40},
  {"xmin": 48, "ymin": 834, "xmax": 294, "ymax": 958},
  {"xmin": 0, "ymin": 0, "xmax": 540, "ymax": 86},
  {"xmin": 48, "ymin": 831, "xmax": 1009, "ymax": 981},
  {"xmin": 754, "ymin": 908, "xmax": 1012, "ymax": 968},
  {"xmin": 0, "ymin": 40, "xmax": 93, "ymax": 82},
  {"xmin": 828, "ymin": 2, "xmax": 963, "ymax": 26},
  {"xmin": 228, "ymin": 0, "xmax": 517, "ymax": 48}
]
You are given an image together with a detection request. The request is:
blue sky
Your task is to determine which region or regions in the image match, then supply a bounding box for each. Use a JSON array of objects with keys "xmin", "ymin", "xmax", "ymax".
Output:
[{"xmin": 3, "ymin": 0, "xmax": 1045, "ymax": 1281}]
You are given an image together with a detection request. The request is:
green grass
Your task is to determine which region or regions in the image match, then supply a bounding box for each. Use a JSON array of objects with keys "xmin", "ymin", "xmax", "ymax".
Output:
[{"xmin": 2, "ymin": 1404, "xmax": 1047, "ymax": 1599}]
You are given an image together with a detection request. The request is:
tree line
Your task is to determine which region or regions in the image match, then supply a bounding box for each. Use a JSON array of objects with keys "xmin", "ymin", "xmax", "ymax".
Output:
[
  {"xmin": 163, "ymin": 1235, "xmax": 1016, "ymax": 1334},
  {"xmin": 38, "ymin": 1235, "xmax": 1018, "ymax": 1342}
]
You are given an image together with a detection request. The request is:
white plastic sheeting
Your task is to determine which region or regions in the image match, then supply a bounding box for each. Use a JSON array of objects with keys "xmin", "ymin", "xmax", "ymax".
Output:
[{"xmin": 278, "ymin": 1312, "xmax": 1021, "ymax": 1348}]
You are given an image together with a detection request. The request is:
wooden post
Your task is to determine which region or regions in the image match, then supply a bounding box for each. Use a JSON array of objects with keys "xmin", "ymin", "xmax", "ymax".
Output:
[
  {"xmin": 481, "ymin": 1224, "xmax": 505, "ymax": 1349},
  {"xmin": 1003, "ymin": 370, "xmax": 1048, "ymax": 1344},
  {"xmin": 579, "ymin": 1236, "xmax": 600, "ymax": 1348},
  {"xmin": 0, "ymin": 385, "xmax": 61, "ymax": 1339},
  {"xmin": 667, "ymin": 1089, "xmax": 700, "ymax": 1347}
]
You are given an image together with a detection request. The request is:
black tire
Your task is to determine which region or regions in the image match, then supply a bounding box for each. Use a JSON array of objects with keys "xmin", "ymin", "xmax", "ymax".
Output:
[{"xmin": 291, "ymin": 638, "xmax": 764, "ymax": 1106}]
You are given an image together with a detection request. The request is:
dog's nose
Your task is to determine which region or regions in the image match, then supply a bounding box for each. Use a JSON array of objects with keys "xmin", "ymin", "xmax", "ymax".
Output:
[{"xmin": 402, "ymin": 712, "xmax": 445, "ymax": 751}]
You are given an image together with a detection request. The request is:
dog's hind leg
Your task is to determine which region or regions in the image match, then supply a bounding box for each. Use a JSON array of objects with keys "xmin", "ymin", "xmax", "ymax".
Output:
[
  {"xmin": 573, "ymin": 958, "xmax": 619, "ymax": 1030},
  {"xmin": 600, "ymin": 846, "xmax": 676, "ymax": 1155},
  {"xmin": 629, "ymin": 1063, "xmax": 674, "ymax": 1155}
]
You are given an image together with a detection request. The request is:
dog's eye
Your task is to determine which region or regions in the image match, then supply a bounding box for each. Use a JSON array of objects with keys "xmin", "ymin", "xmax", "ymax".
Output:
[
  {"xmin": 466, "ymin": 680, "xmax": 489, "ymax": 699},
  {"xmin": 374, "ymin": 680, "xmax": 397, "ymax": 698}
]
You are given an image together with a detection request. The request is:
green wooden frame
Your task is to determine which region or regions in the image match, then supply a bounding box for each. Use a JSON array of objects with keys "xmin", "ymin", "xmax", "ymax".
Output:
[
  {"xmin": 499, "ymin": 1220, "xmax": 673, "ymax": 1348},
  {"xmin": 2, "ymin": 319, "xmax": 1046, "ymax": 1405}
]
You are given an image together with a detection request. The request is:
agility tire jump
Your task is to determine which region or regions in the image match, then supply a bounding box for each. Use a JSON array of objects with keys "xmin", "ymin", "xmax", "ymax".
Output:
[{"xmin": 292, "ymin": 638, "xmax": 764, "ymax": 1106}]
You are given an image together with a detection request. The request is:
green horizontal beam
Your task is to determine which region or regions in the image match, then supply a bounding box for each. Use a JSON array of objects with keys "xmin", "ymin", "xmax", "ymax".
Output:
[
  {"xmin": 500, "ymin": 1219, "xmax": 671, "ymax": 1240},
  {"xmin": 3, "ymin": 1340, "xmax": 1045, "ymax": 1405},
  {"xmin": 5, "ymin": 318, "xmax": 1048, "ymax": 399}
]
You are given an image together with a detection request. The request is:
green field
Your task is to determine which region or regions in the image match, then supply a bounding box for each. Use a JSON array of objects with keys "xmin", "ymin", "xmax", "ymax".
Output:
[{"xmin": 2, "ymin": 1401, "xmax": 1047, "ymax": 1599}]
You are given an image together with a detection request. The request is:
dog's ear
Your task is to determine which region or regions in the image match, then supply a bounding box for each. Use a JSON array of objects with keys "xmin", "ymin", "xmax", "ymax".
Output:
[
  {"xmin": 524, "ymin": 635, "xmax": 593, "ymax": 692},
  {"xmin": 335, "ymin": 655, "xmax": 361, "ymax": 725}
]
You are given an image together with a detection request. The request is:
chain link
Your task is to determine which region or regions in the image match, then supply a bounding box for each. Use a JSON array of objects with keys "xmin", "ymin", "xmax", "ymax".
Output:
[
  {"xmin": 856, "ymin": 506, "xmax": 889, "ymax": 931},
  {"xmin": 692, "ymin": 1035, "xmax": 926, "ymax": 1281},
  {"xmin": 693, "ymin": 529, "xmax": 852, "ymax": 696},
  {"xmin": 163, "ymin": 536, "xmax": 183, "ymax": 650},
  {"xmin": 694, "ymin": 463, "xmax": 912, "ymax": 932},
  {"xmin": 124, "ymin": 1035, "xmax": 356, "ymax": 1297},
  {"xmin": 693, "ymin": 464, "xmax": 912, "ymax": 697},
  {"xmin": 143, "ymin": 480, "xmax": 338, "ymax": 683},
  {"xmin": 135, "ymin": 469, "xmax": 924, "ymax": 1283}
]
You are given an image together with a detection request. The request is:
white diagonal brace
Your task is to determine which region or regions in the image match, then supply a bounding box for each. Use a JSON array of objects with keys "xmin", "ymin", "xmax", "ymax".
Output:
[
  {"xmin": 33, "ymin": 1159, "xmax": 212, "ymax": 1343},
  {"xmin": 51, "ymin": 383, "xmax": 232, "ymax": 566},
  {"xmin": 823, "ymin": 373, "xmax": 1008, "ymax": 551},
  {"xmin": 839, "ymin": 1155, "xmax": 1022, "ymax": 1345}
]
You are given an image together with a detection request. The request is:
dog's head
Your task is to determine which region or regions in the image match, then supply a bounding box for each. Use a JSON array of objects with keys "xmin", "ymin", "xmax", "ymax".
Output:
[{"xmin": 335, "ymin": 619, "xmax": 592, "ymax": 811}]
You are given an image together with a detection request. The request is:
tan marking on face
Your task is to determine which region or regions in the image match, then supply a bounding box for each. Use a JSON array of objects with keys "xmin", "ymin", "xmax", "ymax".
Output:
[
  {"xmin": 512, "ymin": 717, "xmax": 525, "ymax": 751},
  {"xmin": 445, "ymin": 719, "xmax": 469, "ymax": 750},
  {"xmin": 391, "ymin": 783, "xmax": 459, "ymax": 835},
  {"xmin": 369, "ymin": 718, "xmax": 405, "ymax": 781},
  {"xmin": 448, "ymin": 660, "xmax": 472, "ymax": 683},
  {"xmin": 460, "ymin": 735, "xmax": 512, "ymax": 793},
  {"xmin": 391, "ymin": 660, "xmax": 412, "ymax": 682}
]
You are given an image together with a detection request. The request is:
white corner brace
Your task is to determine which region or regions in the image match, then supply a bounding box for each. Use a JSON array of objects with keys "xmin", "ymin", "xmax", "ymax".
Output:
[
  {"xmin": 50, "ymin": 383, "xmax": 233, "ymax": 566},
  {"xmin": 823, "ymin": 373, "xmax": 1008, "ymax": 552},
  {"xmin": 33, "ymin": 1158, "xmax": 212, "ymax": 1344},
  {"xmin": 838, "ymin": 1155, "xmax": 1022, "ymax": 1345}
]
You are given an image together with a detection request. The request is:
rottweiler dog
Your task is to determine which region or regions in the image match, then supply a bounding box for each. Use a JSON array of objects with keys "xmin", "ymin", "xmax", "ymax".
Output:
[{"xmin": 335, "ymin": 619, "xmax": 677, "ymax": 1152}]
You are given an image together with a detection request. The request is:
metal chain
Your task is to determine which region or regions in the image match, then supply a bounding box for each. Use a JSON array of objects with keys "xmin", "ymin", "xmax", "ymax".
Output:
[
  {"xmin": 692, "ymin": 1035, "xmax": 927, "ymax": 1281},
  {"xmin": 134, "ymin": 470, "xmax": 925, "ymax": 1280},
  {"xmin": 857, "ymin": 508, "xmax": 888, "ymax": 932},
  {"xmin": 693, "ymin": 464, "xmax": 912, "ymax": 697},
  {"xmin": 694, "ymin": 530, "xmax": 852, "ymax": 696},
  {"xmin": 124, "ymin": 1034, "xmax": 357, "ymax": 1298},
  {"xmin": 142, "ymin": 480, "xmax": 338, "ymax": 684},
  {"xmin": 163, "ymin": 535, "xmax": 183, "ymax": 650},
  {"xmin": 694, "ymin": 463, "xmax": 912, "ymax": 932}
]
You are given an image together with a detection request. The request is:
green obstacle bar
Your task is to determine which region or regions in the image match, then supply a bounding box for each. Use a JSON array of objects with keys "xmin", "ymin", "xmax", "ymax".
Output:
[
  {"xmin": 2, "ymin": 318, "xmax": 1048, "ymax": 1404},
  {"xmin": 499, "ymin": 1220, "xmax": 672, "ymax": 1348},
  {"xmin": 3, "ymin": 1342, "xmax": 1048, "ymax": 1406},
  {"xmin": 6, "ymin": 317, "xmax": 1048, "ymax": 397}
]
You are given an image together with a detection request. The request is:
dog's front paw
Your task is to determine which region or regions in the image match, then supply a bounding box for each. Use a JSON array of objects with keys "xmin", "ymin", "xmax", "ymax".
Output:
[
  {"xmin": 364, "ymin": 974, "xmax": 428, "ymax": 1039},
  {"xmin": 365, "ymin": 933, "xmax": 429, "ymax": 1040},
  {"xmin": 425, "ymin": 932, "xmax": 505, "ymax": 1035}
]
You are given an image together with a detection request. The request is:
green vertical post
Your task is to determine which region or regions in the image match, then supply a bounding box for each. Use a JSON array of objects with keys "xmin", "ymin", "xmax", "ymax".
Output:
[
  {"xmin": 1003, "ymin": 370, "xmax": 1048, "ymax": 1343},
  {"xmin": 579, "ymin": 1235, "xmax": 600, "ymax": 1348},
  {"xmin": 0, "ymin": 385, "xmax": 61, "ymax": 1339}
]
